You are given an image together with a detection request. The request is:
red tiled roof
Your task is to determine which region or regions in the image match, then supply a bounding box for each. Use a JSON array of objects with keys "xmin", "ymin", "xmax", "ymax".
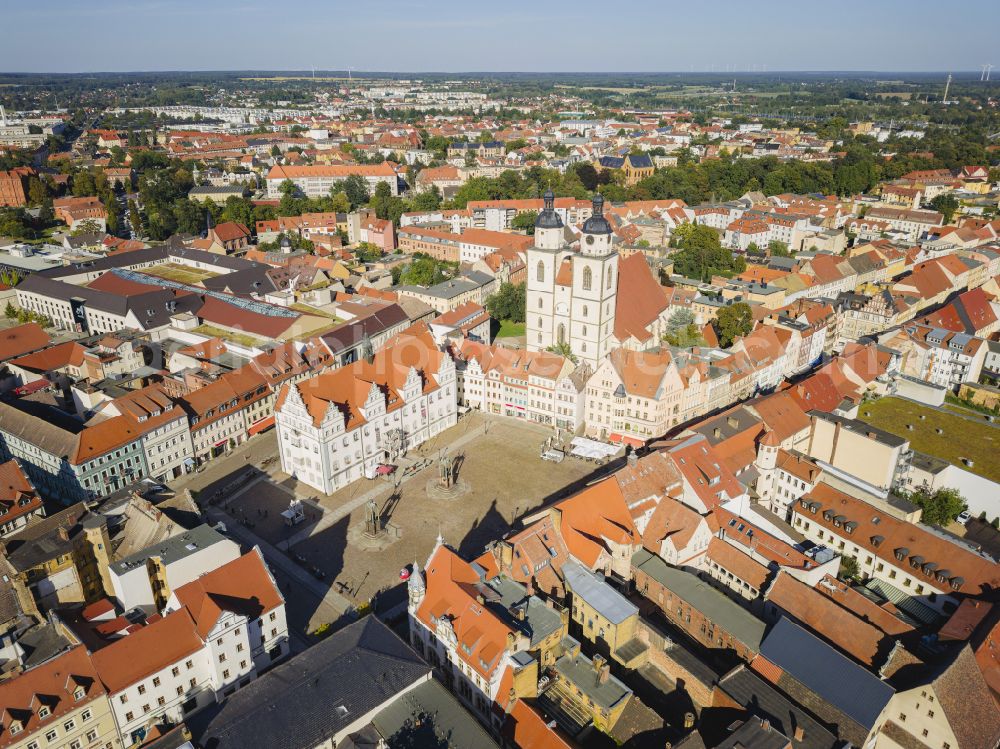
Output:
[
  {"xmin": 172, "ymin": 550, "xmax": 283, "ymax": 638},
  {"xmin": 90, "ymin": 608, "xmax": 203, "ymax": 693},
  {"xmin": 0, "ymin": 322, "xmax": 50, "ymax": 363}
]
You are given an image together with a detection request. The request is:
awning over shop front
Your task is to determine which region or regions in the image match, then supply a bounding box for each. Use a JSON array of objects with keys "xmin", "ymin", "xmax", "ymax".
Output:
[
  {"xmin": 248, "ymin": 416, "xmax": 276, "ymax": 436},
  {"xmin": 609, "ymin": 433, "xmax": 645, "ymax": 449}
]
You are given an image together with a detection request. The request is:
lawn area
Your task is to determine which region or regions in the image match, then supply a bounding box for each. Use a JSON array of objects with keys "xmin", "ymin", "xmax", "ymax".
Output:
[
  {"xmin": 859, "ymin": 396, "xmax": 1000, "ymax": 483},
  {"xmin": 191, "ymin": 324, "xmax": 267, "ymax": 349},
  {"xmin": 496, "ymin": 320, "xmax": 525, "ymax": 338},
  {"xmin": 141, "ymin": 263, "xmax": 218, "ymax": 284},
  {"xmin": 289, "ymin": 303, "xmax": 340, "ymax": 320}
]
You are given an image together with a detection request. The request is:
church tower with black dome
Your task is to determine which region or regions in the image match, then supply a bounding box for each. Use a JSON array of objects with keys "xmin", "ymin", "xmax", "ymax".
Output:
[{"xmin": 526, "ymin": 192, "xmax": 618, "ymax": 368}]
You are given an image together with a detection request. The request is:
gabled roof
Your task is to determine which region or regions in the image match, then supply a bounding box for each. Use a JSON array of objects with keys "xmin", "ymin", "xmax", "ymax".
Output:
[
  {"xmin": 415, "ymin": 545, "xmax": 513, "ymax": 680},
  {"xmin": 0, "ymin": 646, "xmax": 105, "ymax": 740},
  {"xmin": 614, "ymin": 253, "xmax": 668, "ymax": 343},
  {"xmin": 756, "ymin": 617, "xmax": 894, "ymax": 731},
  {"xmin": 552, "ymin": 478, "xmax": 637, "ymax": 569},
  {"xmin": 0, "ymin": 322, "xmax": 50, "ymax": 363},
  {"xmin": 90, "ymin": 608, "xmax": 204, "ymax": 693},
  {"xmin": 199, "ymin": 616, "xmax": 430, "ymax": 749},
  {"xmin": 764, "ymin": 571, "xmax": 889, "ymax": 668},
  {"xmin": 172, "ymin": 549, "xmax": 283, "ymax": 638}
]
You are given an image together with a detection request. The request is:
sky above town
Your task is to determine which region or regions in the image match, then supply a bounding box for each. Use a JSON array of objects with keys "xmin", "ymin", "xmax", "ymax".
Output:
[{"xmin": 3, "ymin": 0, "xmax": 998, "ymax": 73}]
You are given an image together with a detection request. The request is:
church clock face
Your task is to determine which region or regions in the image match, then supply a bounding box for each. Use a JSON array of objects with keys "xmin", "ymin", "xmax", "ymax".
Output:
[{"xmin": 586, "ymin": 235, "xmax": 595, "ymax": 245}]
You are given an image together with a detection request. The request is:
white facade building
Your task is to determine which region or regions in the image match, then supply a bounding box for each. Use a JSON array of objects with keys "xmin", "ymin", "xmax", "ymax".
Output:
[{"xmin": 275, "ymin": 324, "xmax": 457, "ymax": 495}]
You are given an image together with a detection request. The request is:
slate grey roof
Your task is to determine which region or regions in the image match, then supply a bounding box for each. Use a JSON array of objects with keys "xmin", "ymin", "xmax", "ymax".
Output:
[
  {"xmin": 0, "ymin": 399, "xmax": 80, "ymax": 460},
  {"xmin": 320, "ymin": 304, "xmax": 409, "ymax": 354},
  {"xmin": 370, "ymin": 678, "xmax": 499, "ymax": 749},
  {"xmin": 716, "ymin": 717, "xmax": 793, "ymax": 749},
  {"xmin": 111, "ymin": 524, "xmax": 230, "ymax": 574},
  {"xmin": 716, "ymin": 666, "xmax": 839, "ymax": 749},
  {"xmin": 632, "ymin": 549, "xmax": 766, "ymax": 651},
  {"xmin": 554, "ymin": 648, "xmax": 631, "ymax": 710},
  {"xmin": 3, "ymin": 504, "xmax": 100, "ymax": 572},
  {"xmin": 810, "ymin": 410, "xmax": 908, "ymax": 448},
  {"xmin": 759, "ymin": 618, "xmax": 894, "ymax": 731},
  {"xmin": 198, "ymin": 616, "xmax": 431, "ymax": 749},
  {"xmin": 563, "ymin": 561, "xmax": 638, "ymax": 625},
  {"xmin": 483, "ymin": 575, "xmax": 563, "ymax": 649}
]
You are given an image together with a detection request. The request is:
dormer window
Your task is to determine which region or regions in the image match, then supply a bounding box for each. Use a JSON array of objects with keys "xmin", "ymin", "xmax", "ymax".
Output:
[
  {"xmin": 74, "ymin": 686, "xmax": 85, "ymax": 700},
  {"xmin": 38, "ymin": 706, "xmax": 50, "ymax": 718},
  {"xmin": 8, "ymin": 722, "xmax": 21, "ymax": 736},
  {"xmin": 895, "ymin": 547, "xmax": 909, "ymax": 562}
]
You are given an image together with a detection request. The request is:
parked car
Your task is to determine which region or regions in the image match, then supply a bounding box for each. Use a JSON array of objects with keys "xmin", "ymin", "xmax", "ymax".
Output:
[{"xmin": 957, "ymin": 511, "xmax": 972, "ymax": 525}]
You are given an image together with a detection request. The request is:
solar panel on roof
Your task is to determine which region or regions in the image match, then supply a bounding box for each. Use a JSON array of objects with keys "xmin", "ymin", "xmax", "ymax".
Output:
[{"xmin": 111, "ymin": 268, "xmax": 297, "ymax": 318}]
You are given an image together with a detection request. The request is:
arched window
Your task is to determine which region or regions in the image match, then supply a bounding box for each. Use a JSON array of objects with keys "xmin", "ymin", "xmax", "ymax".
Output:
[
  {"xmin": 582, "ymin": 266, "xmax": 592, "ymax": 291},
  {"xmin": 536, "ymin": 261, "xmax": 545, "ymax": 283},
  {"xmin": 582, "ymin": 305, "xmax": 588, "ymax": 318},
  {"xmin": 538, "ymin": 297, "xmax": 543, "ymax": 309},
  {"xmin": 557, "ymin": 324, "xmax": 566, "ymax": 345},
  {"xmin": 606, "ymin": 268, "xmax": 613, "ymax": 289},
  {"xmin": 582, "ymin": 326, "xmax": 588, "ymax": 336},
  {"xmin": 538, "ymin": 317, "xmax": 543, "ymax": 327}
]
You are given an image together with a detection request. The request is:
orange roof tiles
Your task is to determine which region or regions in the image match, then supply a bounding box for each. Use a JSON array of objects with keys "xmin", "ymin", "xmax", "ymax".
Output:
[
  {"xmin": 706, "ymin": 537, "xmax": 770, "ymax": 590},
  {"xmin": 416, "ymin": 545, "xmax": 512, "ymax": 680},
  {"xmin": 764, "ymin": 571, "xmax": 888, "ymax": 667},
  {"xmin": 0, "ymin": 322, "xmax": 50, "ymax": 363},
  {"xmin": 90, "ymin": 608, "xmax": 203, "ymax": 693},
  {"xmin": 614, "ymin": 253, "xmax": 668, "ymax": 344},
  {"xmin": 8, "ymin": 341, "xmax": 86, "ymax": 372},
  {"xmin": 172, "ymin": 550, "xmax": 283, "ymax": 638},
  {"xmin": 804, "ymin": 482, "xmax": 1000, "ymax": 595},
  {"xmin": 552, "ymin": 479, "xmax": 637, "ymax": 569},
  {"xmin": 0, "ymin": 646, "xmax": 105, "ymax": 742},
  {"xmin": 277, "ymin": 323, "xmax": 448, "ymax": 430}
]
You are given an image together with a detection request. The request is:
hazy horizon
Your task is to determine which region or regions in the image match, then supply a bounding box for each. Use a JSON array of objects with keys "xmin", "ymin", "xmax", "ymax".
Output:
[{"xmin": 3, "ymin": 0, "xmax": 997, "ymax": 75}]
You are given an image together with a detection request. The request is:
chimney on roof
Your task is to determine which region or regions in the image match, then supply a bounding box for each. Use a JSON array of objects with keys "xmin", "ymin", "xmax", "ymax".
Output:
[
  {"xmin": 760, "ymin": 719, "xmax": 770, "ymax": 732},
  {"xmin": 793, "ymin": 725, "xmax": 805, "ymax": 742},
  {"xmin": 727, "ymin": 416, "xmax": 739, "ymax": 429},
  {"xmin": 628, "ymin": 450, "xmax": 638, "ymax": 468},
  {"xmin": 57, "ymin": 527, "xmax": 70, "ymax": 542},
  {"xmin": 598, "ymin": 663, "xmax": 610, "ymax": 684},
  {"xmin": 592, "ymin": 653, "xmax": 606, "ymax": 673}
]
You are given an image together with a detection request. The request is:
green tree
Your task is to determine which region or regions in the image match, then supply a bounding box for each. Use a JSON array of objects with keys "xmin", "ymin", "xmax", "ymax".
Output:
[
  {"xmin": 335, "ymin": 174, "xmax": 370, "ymax": 208},
  {"xmin": 355, "ymin": 242, "xmax": 383, "ymax": 263},
  {"xmin": 930, "ymin": 193, "xmax": 960, "ymax": 224},
  {"xmin": 410, "ymin": 186, "xmax": 442, "ymax": 212},
  {"xmin": 72, "ymin": 170, "xmax": 96, "ymax": 197},
  {"xmin": 904, "ymin": 486, "xmax": 967, "ymax": 527},
  {"xmin": 670, "ymin": 224, "xmax": 742, "ymax": 281},
  {"xmin": 270, "ymin": 145, "xmax": 281, "ymax": 158},
  {"xmin": 397, "ymin": 257, "xmax": 453, "ymax": 286},
  {"xmin": 329, "ymin": 191, "xmax": 352, "ymax": 214},
  {"xmin": 485, "ymin": 282, "xmax": 526, "ymax": 323},
  {"xmin": 839, "ymin": 555, "xmax": 860, "ymax": 581},
  {"xmin": 714, "ymin": 302, "xmax": 753, "ymax": 347},
  {"xmin": 221, "ymin": 196, "xmax": 255, "ymax": 228},
  {"xmin": 26, "ymin": 177, "xmax": 49, "ymax": 207},
  {"xmin": 72, "ymin": 218, "xmax": 103, "ymax": 236},
  {"xmin": 768, "ymin": 240, "xmax": 791, "ymax": 257},
  {"xmin": 511, "ymin": 210, "xmax": 538, "ymax": 235},
  {"xmin": 546, "ymin": 341, "xmax": 577, "ymax": 362}
]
